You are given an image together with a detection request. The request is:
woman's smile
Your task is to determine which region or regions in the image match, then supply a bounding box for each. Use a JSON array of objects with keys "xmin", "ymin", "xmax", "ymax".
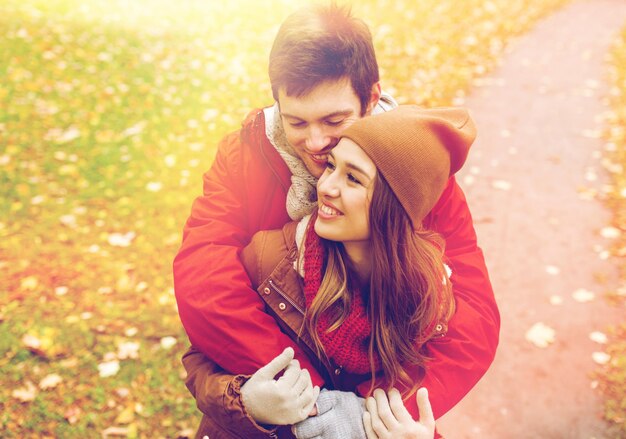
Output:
[{"xmin": 318, "ymin": 202, "xmax": 343, "ymax": 218}]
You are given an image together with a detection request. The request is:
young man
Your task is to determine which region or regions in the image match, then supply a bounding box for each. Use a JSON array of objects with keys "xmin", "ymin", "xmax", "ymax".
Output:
[{"xmin": 174, "ymin": 3, "xmax": 499, "ymax": 435}]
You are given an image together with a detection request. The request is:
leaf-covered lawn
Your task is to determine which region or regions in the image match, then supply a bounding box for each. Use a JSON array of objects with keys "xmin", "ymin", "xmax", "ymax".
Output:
[
  {"xmin": 596, "ymin": 25, "xmax": 626, "ymax": 437},
  {"xmin": 0, "ymin": 0, "xmax": 571, "ymax": 436}
]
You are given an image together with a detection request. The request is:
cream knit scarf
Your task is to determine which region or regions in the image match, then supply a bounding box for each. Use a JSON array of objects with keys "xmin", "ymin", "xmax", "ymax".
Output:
[
  {"xmin": 263, "ymin": 93, "xmax": 398, "ymax": 220},
  {"xmin": 264, "ymin": 103, "xmax": 318, "ymax": 220}
]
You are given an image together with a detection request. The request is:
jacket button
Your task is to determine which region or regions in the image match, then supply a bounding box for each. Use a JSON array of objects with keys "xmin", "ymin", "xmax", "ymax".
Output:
[
  {"xmin": 263, "ymin": 287, "xmax": 271, "ymax": 295},
  {"xmin": 278, "ymin": 302, "xmax": 286, "ymax": 310},
  {"xmin": 435, "ymin": 324, "xmax": 443, "ymax": 332},
  {"xmin": 334, "ymin": 368, "xmax": 341, "ymax": 375}
]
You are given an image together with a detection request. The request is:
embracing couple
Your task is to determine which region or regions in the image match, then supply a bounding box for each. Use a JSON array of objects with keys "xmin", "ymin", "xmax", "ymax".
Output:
[{"xmin": 174, "ymin": 4, "xmax": 500, "ymax": 439}]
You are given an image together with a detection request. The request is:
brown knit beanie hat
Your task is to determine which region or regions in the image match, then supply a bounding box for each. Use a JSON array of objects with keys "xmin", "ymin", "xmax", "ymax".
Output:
[{"xmin": 341, "ymin": 105, "xmax": 475, "ymax": 228}]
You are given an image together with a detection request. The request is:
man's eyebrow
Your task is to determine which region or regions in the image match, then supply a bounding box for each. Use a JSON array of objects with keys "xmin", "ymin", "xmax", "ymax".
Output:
[{"xmin": 280, "ymin": 109, "xmax": 355, "ymax": 120}]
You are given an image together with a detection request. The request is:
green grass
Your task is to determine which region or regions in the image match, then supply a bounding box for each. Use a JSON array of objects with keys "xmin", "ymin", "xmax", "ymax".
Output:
[{"xmin": 1, "ymin": 0, "xmax": 572, "ymax": 436}]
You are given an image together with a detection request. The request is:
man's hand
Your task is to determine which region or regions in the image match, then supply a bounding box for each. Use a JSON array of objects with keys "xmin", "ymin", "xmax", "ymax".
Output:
[
  {"xmin": 363, "ymin": 388, "xmax": 435, "ymax": 439},
  {"xmin": 240, "ymin": 347, "xmax": 320, "ymax": 425},
  {"xmin": 293, "ymin": 389, "xmax": 367, "ymax": 439}
]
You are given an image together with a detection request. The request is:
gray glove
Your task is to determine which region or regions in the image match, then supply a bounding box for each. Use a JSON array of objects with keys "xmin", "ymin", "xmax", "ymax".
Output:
[{"xmin": 293, "ymin": 389, "xmax": 367, "ymax": 439}]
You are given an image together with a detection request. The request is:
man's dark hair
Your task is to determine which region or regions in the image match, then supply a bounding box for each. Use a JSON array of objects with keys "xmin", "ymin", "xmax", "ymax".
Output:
[{"xmin": 269, "ymin": 4, "xmax": 379, "ymax": 115}]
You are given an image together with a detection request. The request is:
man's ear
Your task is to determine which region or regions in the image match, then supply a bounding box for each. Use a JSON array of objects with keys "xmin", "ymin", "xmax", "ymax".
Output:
[{"xmin": 365, "ymin": 82, "xmax": 382, "ymax": 115}]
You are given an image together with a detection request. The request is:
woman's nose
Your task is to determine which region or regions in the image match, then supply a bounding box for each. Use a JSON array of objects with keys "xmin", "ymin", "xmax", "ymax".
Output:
[{"xmin": 318, "ymin": 173, "xmax": 340, "ymax": 197}]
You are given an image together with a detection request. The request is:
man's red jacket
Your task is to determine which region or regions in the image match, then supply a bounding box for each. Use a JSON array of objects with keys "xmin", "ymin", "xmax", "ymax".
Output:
[{"xmin": 173, "ymin": 109, "xmax": 500, "ymax": 419}]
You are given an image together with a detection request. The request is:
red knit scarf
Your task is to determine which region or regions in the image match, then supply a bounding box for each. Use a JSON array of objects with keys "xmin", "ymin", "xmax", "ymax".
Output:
[{"xmin": 302, "ymin": 216, "xmax": 382, "ymax": 375}]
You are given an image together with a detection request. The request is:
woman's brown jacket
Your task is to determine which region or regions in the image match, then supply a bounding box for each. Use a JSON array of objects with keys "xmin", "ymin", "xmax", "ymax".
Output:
[
  {"xmin": 182, "ymin": 220, "xmax": 450, "ymax": 438},
  {"xmin": 182, "ymin": 222, "xmax": 371, "ymax": 439}
]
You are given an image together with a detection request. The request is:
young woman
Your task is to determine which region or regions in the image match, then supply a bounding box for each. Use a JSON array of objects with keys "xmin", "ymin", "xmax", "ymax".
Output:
[{"xmin": 183, "ymin": 105, "xmax": 476, "ymax": 439}]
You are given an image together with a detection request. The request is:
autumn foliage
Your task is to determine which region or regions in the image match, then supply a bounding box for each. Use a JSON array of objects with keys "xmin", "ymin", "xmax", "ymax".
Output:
[
  {"xmin": 595, "ymin": 25, "xmax": 626, "ymax": 437},
  {"xmin": 1, "ymin": 0, "xmax": 573, "ymax": 437}
]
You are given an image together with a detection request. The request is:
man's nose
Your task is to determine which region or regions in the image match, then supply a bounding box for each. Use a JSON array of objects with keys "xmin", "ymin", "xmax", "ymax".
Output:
[{"xmin": 305, "ymin": 126, "xmax": 332, "ymax": 153}]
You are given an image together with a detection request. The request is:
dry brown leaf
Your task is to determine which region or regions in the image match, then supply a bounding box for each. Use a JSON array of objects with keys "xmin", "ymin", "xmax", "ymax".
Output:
[
  {"xmin": 176, "ymin": 428, "xmax": 195, "ymax": 439},
  {"xmin": 64, "ymin": 406, "xmax": 82, "ymax": 424},
  {"xmin": 589, "ymin": 331, "xmax": 608, "ymax": 344},
  {"xmin": 549, "ymin": 295, "xmax": 563, "ymax": 305},
  {"xmin": 592, "ymin": 352, "xmax": 611, "ymax": 365},
  {"xmin": 22, "ymin": 334, "xmax": 42, "ymax": 351},
  {"xmin": 572, "ymin": 288, "xmax": 595, "ymax": 303},
  {"xmin": 492, "ymin": 180, "xmax": 512, "ymax": 191},
  {"xmin": 525, "ymin": 322, "xmax": 555, "ymax": 348},
  {"xmin": 160, "ymin": 336, "xmax": 177, "ymax": 350},
  {"xmin": 600, "ymin": 226, "xmax": 621, "ymax": 239},
  {"xmin": 101, "ymin": 426, "xmax": 129, "ymax": 438},
  {"xmin": 39, "ymin": 374, "xmax": 62, "ymax": 390},
  {"xmin": 98, "ymin": 360, "xmax": 120, "ymax": 377},
  {"xmin": 117, "ymin": 341, "xmax": 140, "ymax": 360},
  {"xmin": 20, "ymin": 276, "xmax": 39, "ymax": 291},
  {"xmin": 12, "ymin": 381, "xmax": 37, "ymax": 402},
  {"xmin": 115, "ymin": 405, "xmax": 135, "ymax": 424},
  {"xmin": 545, "ymin": 265, "xmax": 560, "ymax": 275}
]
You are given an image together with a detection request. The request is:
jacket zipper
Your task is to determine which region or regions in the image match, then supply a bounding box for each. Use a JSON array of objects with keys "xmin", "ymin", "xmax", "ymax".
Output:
[
  {"xmin": 268, "ymin": 279, "xmax": 342, "ymax": 388},
  {"xmin": 268, "ymin": 278, "xmax": 305, "ymax": 315}
]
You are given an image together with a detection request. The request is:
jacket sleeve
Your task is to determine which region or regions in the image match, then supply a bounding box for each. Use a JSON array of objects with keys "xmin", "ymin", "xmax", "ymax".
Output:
[
  {"xmin": 356, "ymin": 176, "xmax": 500, "ymax": 419},
  {"xmin": 182, "ymin": 346, "xmax": 279, "ymax": 439},
  {"xmin": 173, "ymin": 131, "xmax": 325, "ymax": 386}
]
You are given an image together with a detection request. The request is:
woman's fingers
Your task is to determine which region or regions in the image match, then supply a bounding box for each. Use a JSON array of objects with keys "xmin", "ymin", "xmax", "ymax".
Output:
[
  {"xmin": 364, "ymin": 388, "xmax": 435, "ymax": 439},
  {"xmin": 363, "ymin": 411, "xmax": 379, "ymax": 439},
  {"xmin": 366, "ymin": 394, "xmax": 391, "ymax": 437},
  {"xmin": 365, "ymin": 396, "xmax": 383, "ymax": 435},
  {"xmin": 416, "ymin": 388, "xmax": 435, "ymax": 428},
  {"xmin": 373, "ymin": 388, "xmax": 399, "ymax": 430},
  {"xmin": 388, "ymin": 388, "xmax": 413, "ymax": 424}
]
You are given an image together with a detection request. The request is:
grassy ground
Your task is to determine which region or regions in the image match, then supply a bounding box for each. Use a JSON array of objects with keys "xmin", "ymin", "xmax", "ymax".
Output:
[
  {"xmin": 595, "ymin": 25, "xmax": 626, "ymax": 437},
  {"xmin": 0, "ymin": 0, "xmax": 579, "ymax": 437}
]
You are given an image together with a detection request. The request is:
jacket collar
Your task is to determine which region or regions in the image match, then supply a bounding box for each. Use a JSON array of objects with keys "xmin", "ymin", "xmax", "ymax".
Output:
[{"xmin": 241, "ymin": 108, "xmax": 292, "ymax": 193}]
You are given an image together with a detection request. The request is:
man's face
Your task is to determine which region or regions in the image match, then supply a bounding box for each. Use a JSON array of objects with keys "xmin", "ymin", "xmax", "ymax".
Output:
[{"xmin": 278, "ymin": 78, "xmax": 371, "ymax": 178}]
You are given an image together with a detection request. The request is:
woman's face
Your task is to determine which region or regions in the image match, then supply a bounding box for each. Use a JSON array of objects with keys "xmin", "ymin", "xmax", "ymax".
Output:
[{"xmin": 314, "ymin": 138, "xmax": 376, "ymax": 245}]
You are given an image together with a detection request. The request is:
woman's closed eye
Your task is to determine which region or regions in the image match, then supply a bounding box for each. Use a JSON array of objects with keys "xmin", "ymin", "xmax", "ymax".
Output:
[
  {"xmin": 347, "ymin": 173, "xmax": 362, "ymax": 185},
  {"xmin": 325, "ymin": 162, "xmax": 363, "ymax": 185}
]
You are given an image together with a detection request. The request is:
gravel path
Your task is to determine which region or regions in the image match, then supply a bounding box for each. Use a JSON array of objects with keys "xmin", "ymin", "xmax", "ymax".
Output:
[{"xmin": 436, "ymin": 1, "xmax": 626, "ymax": 438}]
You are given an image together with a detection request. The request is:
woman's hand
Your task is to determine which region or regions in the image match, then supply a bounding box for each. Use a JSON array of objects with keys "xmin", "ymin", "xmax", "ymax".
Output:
[
  {"xmin": 363, "ymin": 387, "xmax": 435, "ymax": 439},
  {"xmin": 240, "ymin": 347, "xmax": 320, "ymax": 425}
]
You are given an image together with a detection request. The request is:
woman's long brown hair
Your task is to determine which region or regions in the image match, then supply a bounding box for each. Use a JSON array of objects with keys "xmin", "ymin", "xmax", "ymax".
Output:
[{"xmin": 304, "ymin": 172, "xmax": 455, "ymax": 396}]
